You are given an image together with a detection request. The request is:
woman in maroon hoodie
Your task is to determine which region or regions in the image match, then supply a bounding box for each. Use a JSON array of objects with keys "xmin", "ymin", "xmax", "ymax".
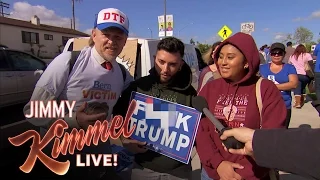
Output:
[{"xmin": 197, "ymin": 32, "xmax": 287, "ymax": 180}]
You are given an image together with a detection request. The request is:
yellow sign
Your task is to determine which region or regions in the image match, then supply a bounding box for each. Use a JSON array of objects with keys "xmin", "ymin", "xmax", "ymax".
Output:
[{"xmin": 218, "ymin": 25, "xmax": 232, "ymax": 40}]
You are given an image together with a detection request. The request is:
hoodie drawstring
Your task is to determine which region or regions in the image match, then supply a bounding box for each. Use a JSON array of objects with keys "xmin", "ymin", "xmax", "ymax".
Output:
[
  {"xmin": 227, "ymin": 85, "xmax": 240, "ymax": 121},
  {"xmin": 152, "ymin": 84, "xmax": 165, "ymax": 98}
]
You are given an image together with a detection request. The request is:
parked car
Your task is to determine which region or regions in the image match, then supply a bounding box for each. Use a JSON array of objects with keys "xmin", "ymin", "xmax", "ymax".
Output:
[
  {"xmin": 0, "ymin": 47, "xmax": 48, "ymax": 108},
  {"xmin": 0, "ymin": 44, "xmax": 8, "ymax": 48}
]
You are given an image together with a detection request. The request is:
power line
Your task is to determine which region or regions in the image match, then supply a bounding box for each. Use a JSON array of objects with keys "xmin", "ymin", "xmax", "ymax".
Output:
[{"xmin": 0, "ymin": 1, "xmax": 10, "ymax": 17}]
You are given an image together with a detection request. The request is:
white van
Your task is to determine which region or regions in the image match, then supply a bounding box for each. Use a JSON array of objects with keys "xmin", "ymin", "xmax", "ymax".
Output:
[{"xmin": 63, "ymin": 37, "xmax": 200, "ymax": 90}]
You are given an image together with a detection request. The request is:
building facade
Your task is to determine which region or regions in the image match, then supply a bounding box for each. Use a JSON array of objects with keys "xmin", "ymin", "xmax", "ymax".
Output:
[{"xmin": 0, "ymin": 15, "xmax": 89, "ymax": 59}]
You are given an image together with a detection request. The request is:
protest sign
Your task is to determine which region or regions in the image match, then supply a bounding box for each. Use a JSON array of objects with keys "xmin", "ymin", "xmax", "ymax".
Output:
[{"xmin": 129, "ymin": 92, "xmax": 202, "ymax": 164}]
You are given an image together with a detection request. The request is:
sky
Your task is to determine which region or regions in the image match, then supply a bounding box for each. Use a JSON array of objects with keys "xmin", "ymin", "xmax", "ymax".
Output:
[{"xmin": 3, "ymin": 0, "xmax": 320, "ymax": 47}]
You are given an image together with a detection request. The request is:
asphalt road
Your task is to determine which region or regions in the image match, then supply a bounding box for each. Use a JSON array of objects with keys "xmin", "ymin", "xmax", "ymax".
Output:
[
  {"xmin": 0, "ymin": 103, "xmax": 26, "ymax": 126},
  {"xmin": 0, "ymin": 103, "xmax": 38, "ymax": 149},
  {"xmin": 0, "ymin": 103, "xmax": 81, "ymax": 179},
  {"xmin": 0, "ymin": 103, "xmax": 44, "ymax": 178}
]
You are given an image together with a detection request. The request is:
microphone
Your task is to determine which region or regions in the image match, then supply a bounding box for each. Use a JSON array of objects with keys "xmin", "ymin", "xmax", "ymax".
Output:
[{"xmin": 192, "ymin": 96, "xmax": 244, "ymax": 150}]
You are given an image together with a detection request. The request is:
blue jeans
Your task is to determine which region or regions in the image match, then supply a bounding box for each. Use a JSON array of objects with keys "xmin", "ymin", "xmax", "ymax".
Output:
[
  {"xmin": 201, "ymin": 168, "xmax": 214, "ymax": 180},
  {"xmin": 293, "ymin": 74, "xmax": 310, "ymax": 95},
  {"xmin": 312, "ymin": 72, "xmax": 320, "ymax": 116},
  {"xmin": 315, "ymin": 72, "xmax": 320, "ymax": 100}
]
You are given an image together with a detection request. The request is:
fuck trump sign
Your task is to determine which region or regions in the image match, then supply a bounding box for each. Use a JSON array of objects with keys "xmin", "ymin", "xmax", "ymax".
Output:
[{"xmin": 129, "ymin": 92, "xmax": 202, "ymax": 164}]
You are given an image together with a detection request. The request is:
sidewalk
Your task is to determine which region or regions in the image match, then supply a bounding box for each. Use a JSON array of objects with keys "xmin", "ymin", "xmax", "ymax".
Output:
[
  {"xmin": 191, "ymin": 101, "xmax": 320, "ymax": 179},
  {"xmin": 289, "ymin": 100, "xmax": 320, "ymax": 128}
]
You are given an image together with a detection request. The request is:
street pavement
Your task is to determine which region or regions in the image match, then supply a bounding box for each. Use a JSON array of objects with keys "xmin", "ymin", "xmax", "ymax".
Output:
[
  {"xmin": 288, "ymin": 99, "xmax": 320, "ymax": 129},
  {"xmin": 1, "ymin": 99, "xmax": 319, "ymax": 179}
]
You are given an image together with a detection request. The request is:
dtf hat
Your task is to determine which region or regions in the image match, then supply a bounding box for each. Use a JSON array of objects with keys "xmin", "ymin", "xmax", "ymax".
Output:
[
  {"xmin": 270, "ymin": 42, "xmax": 285, "ymax": 52},
  {"xmin": 94, "ymin": 8, "xmax": 129, "ymax": 36}
]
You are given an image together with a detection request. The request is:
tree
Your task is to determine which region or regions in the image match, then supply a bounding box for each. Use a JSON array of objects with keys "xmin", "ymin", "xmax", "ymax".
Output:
[
  {"xmin": 190, "ymin": 38, "xmax": 195, "ymax": 45},
  {"xmin": 305, "ymin": 41, "xmax": 317, "ymax": 52},
  {"xmin": 293, "ymin": 26, "xmax": 313, "ymax": 44},
  {"xmin": 196, "ymin": 41, "xmax": 210, "ymax": 54},
  {"xmin": 29, "ymin": 42, "xmax": 35, "ymax": 55},
  {"xmin": 282, "ymin": 34, "xmax": 294, "ymax": 44},
  {"xmin": 37, "ymin": 44, "xmax": 45, "ymax": 57},
  {"xmin": 317, "ymin": 38, "xmax": 320, "ymax": 44},
  {"xmin": 57, "ymin": 45, "xmax": 64, "ymax": 54}
]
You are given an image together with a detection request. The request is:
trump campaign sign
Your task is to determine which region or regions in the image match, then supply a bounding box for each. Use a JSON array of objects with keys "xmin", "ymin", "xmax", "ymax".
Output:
[{"xmin": 129, "ymin": 92, "xmax": 202, "ymax": 164}]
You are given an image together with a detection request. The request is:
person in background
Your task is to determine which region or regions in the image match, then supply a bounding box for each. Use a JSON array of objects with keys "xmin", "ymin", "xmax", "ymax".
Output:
[
  {"xmin": 220, "ymin": 127, "xmax": 320, "ymax": 180},
  {"xmin": 113, "ymin": 37, "xmax": 197, "ymax": 180},
  {"xmin": 264, "ymin": 45, "xmax": 271, "ymax": 63},
  {"xmin": 197, "ymin": 41, "xmax": 222, "ymax": 92},
  {"xmin": 312, "ymin": 42, "xmax": 320, "ymax": 116},
  {"xmin": 283, "ymin": 41, "xmax": 295, "ymax": 63},
  {"xmin": 260, "ymin": 42, "xmax": 298, "ymax": 128},
  {"xmin": 196, "ymin": 47, "xmax": 208, "ymax": 71},
  {"xmin": 259, "ymin": 45, "xmax": 267, "ymax": 64},
  {"xmin": 288, "ymin": 44, "xmax": 313, "ymax": 108},
  {"xmin": 196, "ymin": 32, "xmax": 287, "ymax": 180}
]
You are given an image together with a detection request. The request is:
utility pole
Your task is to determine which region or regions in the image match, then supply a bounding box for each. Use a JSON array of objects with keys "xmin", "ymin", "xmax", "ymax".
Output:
[
  {"xmin": 72, "ymin": 0, "xmax": 75, "ymax": 29},
  {"xmin": 0, "ymin": 1, "xmax": 10, "ymax": 17},
  {"xmin": 71, "ymin": 0, "xmax": 82, "ymax": 30},
  {"xmin": 164, "ymin": 0, "xmax": 167, "ymax": 38}
]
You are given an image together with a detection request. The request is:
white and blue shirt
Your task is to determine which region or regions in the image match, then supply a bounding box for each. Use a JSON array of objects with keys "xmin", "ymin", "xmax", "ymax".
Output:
[
  {"xmin": 25, "ymin": 46, "xmax": 133, "ymax": 128},
  {"xmin": 260, "ymin": 64, "xmax": 297, "ymax": 109},
  {"xmin": 314, "ymin": 43, "xmax": 320, "ymax": 73}
]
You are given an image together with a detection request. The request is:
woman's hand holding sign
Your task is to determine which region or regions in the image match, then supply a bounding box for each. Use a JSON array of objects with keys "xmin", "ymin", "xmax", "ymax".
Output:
[
  {"xmin": 122, "ymin": 138, "xmax": 148, "ymax": 154},
  {"xmin": 217, "ymin": 161, "xmax": 244, "ymax": 180}
]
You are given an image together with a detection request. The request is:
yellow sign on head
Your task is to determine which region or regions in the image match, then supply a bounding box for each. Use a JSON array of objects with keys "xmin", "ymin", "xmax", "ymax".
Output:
[{"xmin": 218, "ymin": 25, "xmax": 232, "ymax": 40}]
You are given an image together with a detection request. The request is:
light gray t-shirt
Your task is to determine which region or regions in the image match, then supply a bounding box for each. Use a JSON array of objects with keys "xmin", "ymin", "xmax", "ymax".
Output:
[{"xmin": 24, "ymin": 46, "xmax": 133, "ymax": 129}]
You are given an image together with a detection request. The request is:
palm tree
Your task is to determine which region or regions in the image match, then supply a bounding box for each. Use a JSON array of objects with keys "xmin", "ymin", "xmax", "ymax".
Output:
[{"xmin": 71, "ymin": 0, "xmax": 82, "ymax": 30}]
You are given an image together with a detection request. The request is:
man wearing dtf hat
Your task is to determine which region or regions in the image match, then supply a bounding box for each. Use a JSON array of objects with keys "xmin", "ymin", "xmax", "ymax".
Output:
[{"xmin": 23, "ymin": 8, "xmax": 132, "ymax": 179}]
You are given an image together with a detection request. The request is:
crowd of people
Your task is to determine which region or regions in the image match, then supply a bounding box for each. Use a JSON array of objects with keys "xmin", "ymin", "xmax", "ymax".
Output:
[{"xmin": 22, "ymin": 7, "xmax": 320, "ymax": 180}]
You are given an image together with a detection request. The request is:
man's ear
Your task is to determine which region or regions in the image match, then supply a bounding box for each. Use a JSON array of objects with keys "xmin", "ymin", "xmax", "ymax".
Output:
[
  {"xmin": 91, "ymin": 29, "xmax": 96, "ymax": 38},
  {"xmin": 153, "ymin": 55, "xmax": 157, "ymax": 66},
  {"xmin": 124, "ymin": 34, "xmax": 128, "ymax": 46},
  {"xmin": 181, "ymin": 59, "xmax": 185, "ymax": 66},
  {"xmin": 179, "ymin": 59, "xmax": 185, "ymax": 70}
]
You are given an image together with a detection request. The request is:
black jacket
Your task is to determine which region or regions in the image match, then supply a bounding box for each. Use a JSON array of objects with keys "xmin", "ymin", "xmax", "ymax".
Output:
[
  {"xmin": 253, "ymin": 128, "xmax": 320, "ymax": 180},
  {"xmin": 113, "ymin": 62, "xmax": 197, "ymax": 174}
]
